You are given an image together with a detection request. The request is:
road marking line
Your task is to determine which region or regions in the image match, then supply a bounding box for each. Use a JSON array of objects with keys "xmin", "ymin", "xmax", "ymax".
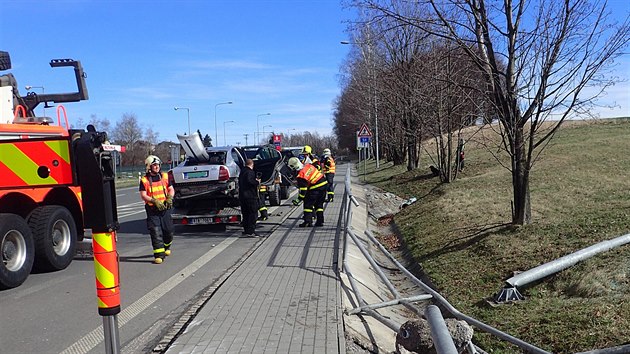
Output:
[
  {"xmin": 117, "ymin": 210, "xmax": 146, "ymax": 219},
  {"xmin": 61, "ymin": 237, "xmax": 238, "ymax": 354}
]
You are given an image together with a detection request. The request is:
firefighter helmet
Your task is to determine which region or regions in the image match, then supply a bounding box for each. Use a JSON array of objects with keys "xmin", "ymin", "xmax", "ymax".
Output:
[
  {"xmin": 145, "ymin": 155, "xmax": 162, "ymax": 171},
  {"xmin": 288, "ymin": 157, "xmax": 304, "ymax": 171},
  {"xmin": 322, "ymin": 148, "xmax": 331, "ymax": 157},
  {"xmin": 302, "ymin": 145, "xmax": 312, "ymax": 154}
]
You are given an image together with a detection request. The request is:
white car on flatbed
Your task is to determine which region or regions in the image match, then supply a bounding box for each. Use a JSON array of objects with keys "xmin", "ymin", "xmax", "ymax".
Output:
[{"xmin": 168, "ymin": 133, "xmax": 246, "ymax": 226}]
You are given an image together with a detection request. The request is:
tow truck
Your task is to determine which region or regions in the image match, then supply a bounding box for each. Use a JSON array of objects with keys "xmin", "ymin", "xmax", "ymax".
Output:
[{"xmin": 0, "ymin": 51, "xmax": 117, "ymax": 289}]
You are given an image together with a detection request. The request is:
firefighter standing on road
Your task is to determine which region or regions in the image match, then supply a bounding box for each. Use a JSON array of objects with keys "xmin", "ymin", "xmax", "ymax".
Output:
[
  {"xmin": 288, "ymin": 157, "xmax": 328, "ymax": 227},
  {"xmin": 139, "ymin": 155, "xmax": 175, "ymax": 264},
  {"xmin": 321, "ymin": 148, "xmax": 336, "ymax": 202}
]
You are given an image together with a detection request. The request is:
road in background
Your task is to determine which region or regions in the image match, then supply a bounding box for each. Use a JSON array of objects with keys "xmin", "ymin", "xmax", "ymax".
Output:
[{"xmin": 0, "ymin": 186, "xmax": 296, "ymax": 353}]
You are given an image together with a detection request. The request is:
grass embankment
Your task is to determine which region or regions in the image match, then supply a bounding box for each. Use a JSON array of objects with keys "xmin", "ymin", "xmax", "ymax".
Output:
[{"xmin": 363, "ymin": 119, "xmax": 630, "ymax": 353}]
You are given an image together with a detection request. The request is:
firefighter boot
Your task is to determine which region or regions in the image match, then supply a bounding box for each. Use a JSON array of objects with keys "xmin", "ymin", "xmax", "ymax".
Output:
[
  {"xmin": 154, "ymin": 257, "xmax": 164, "ymax": 264},
  {"xmin": 258, "ymin": 208, "xmax": 268, "ymax": 221},
  {"xmin": 315, "ymin": 212, "xmax": 324, "ymax": 227},
  {"xmin": 299, "ymin": 220, "xmax": 313, "ymax": 227}
]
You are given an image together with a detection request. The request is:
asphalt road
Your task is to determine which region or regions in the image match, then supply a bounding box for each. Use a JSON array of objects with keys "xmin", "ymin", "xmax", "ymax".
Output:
[{"xmin": 0, "ymin": 185, "xmax": 297, "ymax": 354}]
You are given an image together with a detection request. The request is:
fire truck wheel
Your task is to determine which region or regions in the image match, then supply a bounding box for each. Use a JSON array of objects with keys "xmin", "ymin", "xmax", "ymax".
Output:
[
  {"xmin": 27, "ymin": 206, "xmax": 77, "ymax": 271},
  {"xmin": 280, "ymin": 185, "xmax": 289, "ymax": 200},
  {"xmin": 268, "ymin": 187, "xmax": 281, "ymax": 206},
  {"xmin": 0, "ymin": 214, "xmax": 35, "ymax": 289}
]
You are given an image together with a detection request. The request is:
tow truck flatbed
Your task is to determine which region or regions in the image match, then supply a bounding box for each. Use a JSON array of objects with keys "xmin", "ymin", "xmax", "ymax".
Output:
[{"xmin": 171, "ymin": 207, "xmax": 241, "ymax": 226}]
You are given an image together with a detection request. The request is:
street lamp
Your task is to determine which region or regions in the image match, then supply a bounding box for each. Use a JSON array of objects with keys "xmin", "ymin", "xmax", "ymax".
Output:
[
  {"xmin": 341, "ymin": 38, "xmax": 380, "ymax": 168},
  {"xmin": 284, "ymin": 128, "xmax": 296, "ymax": 145},
  {"xmin": 214, "ymin": 101, "xmax": 233, "ymax": 145},
  {"xmin": 262, "ymin": 125, "xmax": 272, "ymax": 143},
  {"xmin": 223, "ymin": 120, "xmax": 235, "ymax": 146},
  {"xmin": 256, "ymin": 113, "xmax": 271, "ymax": 143},
  {"xmin": 25, "ymin": 85, "xmax": 45, "ymax": 117},
  {"xmin": 174, "ymin": 107, "xmax": 190, "ymax": 135}
]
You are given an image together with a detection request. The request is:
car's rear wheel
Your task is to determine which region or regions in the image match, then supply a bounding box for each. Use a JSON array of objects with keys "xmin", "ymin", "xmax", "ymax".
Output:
[
  {"xmin": 268, "ymin": 187, "xmax": 281, "ymax": 206},
  {"xmin": 280, "ymin": 185, "xmax": 289, "ymax": 200}
]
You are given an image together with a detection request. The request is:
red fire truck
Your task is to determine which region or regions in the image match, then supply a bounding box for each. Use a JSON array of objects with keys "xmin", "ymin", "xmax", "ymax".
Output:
[{"xmin": 0, "ymin": 51, "xmax": 118, "ymax": 289}]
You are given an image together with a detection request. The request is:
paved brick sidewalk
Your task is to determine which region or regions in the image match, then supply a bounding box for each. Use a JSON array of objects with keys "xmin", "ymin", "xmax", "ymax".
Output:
[{"xmin": 166, "ymin": 177, "xmax": 346, "ymax": 354}]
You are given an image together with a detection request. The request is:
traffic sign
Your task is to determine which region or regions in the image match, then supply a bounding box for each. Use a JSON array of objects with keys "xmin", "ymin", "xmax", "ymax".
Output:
[
  {"xmin": 356, "ymin": 133, "xmax": 370, "ymax": 150},
  {"xmin": 357, "ymin": 123, "xmax": 372, "ymax": 137}
]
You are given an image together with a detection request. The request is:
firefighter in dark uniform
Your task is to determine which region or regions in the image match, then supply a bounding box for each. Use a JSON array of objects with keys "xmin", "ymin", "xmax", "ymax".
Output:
[
  {"xmin": 139, "ymin": 155, "xmax": 175, "ymax": 264},
  {"xmin": 288, "ymin": 157, "xmax": 328, "ymax": 227},
  {"xmin": 258, "ymin": 194, "xmax": 269, "ymax": 221},
  {"xmin": 257, "ymin": 169, "xmax": 268, "ymax": 221},
  {"xmin": 321, "ymin": 148, "xmax": 336, "ymax": 202}
]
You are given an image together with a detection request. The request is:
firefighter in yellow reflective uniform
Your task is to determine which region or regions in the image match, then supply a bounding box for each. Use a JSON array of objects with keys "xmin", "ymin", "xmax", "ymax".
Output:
[
  {"xmin": 321, "ymin": 148, "xmax": 336, "ymax": 202},
  {"xmin": 287, "ymin": 157, "xmax": 328, "ymax": 227},
  {"xmin": 299, "ymin": 145, "xmax": 321, "ymax": 170},
  {"xmin": 139, "ymin": 155, "xmax": 175, "ymax": 264}
]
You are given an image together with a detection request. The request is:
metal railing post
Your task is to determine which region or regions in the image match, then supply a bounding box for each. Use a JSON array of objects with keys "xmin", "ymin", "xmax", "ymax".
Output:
[{"xmin": 425, "ymin": 305, "xmax": 458, "ymax": 354}]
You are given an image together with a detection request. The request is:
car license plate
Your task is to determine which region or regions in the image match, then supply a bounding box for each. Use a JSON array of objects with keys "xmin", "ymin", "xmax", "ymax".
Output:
[
  {"xmin": 184, "ymin": 171, "xmax": 208, "ymax": 179},
  {"xmin": 189, "ymin": 217, "xmax": 214, "ymax": 225}
]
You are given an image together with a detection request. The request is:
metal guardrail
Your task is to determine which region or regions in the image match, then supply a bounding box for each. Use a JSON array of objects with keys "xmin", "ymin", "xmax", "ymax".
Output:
[{"xmin": 338, "ymin": 166, "xmax": 550, "ymax": 354}]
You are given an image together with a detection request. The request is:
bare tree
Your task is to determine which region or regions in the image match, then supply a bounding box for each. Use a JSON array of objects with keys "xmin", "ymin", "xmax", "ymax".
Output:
[
  {"xmin": 72, "ymin": 117, "xmax": 85, "ymax": 130},
  {"xmin": 422, "ymin": 44, "xmax": 486, "ymax": 182},
  {"xmin": 110, "ymin": 112, "xmax": 143, "ymax": 167},
  {"xmin": 88, "ymin": 114, "xmax": 111, "ymax": 133},
  {"xmin": 358, "ymin": 0, "xmax": 630, "ymax": 225},
  {"xmin": 145, "ymin": 127, "xmax": 159, "ymax": 149}
]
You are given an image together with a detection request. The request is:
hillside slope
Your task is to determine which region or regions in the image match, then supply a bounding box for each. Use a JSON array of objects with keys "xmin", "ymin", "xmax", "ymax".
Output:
[{"xmin": 365, "ymin": 118, "xmax": 630, "ymax": 353}]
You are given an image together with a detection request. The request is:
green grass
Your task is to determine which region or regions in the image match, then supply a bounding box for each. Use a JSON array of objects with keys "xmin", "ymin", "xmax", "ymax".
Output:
[
  {"xmin": 362, "ymin": 118, "xmax": 630, "ymax": 353},
  {"xmin": 115, "ymin": 176, "xmax": 141, "ymax": 189}
]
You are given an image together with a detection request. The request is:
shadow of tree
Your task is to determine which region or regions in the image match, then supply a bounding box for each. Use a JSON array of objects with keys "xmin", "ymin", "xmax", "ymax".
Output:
[{"xmin": 418, "ymin": 223, "xmax": 513, "ymax": 262}]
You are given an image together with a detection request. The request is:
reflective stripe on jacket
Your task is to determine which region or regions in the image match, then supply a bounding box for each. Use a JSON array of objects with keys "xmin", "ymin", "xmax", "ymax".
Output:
[
  {"xmin": 296, "ymin": 164, "xmax": 327, "ymax": 199},
  {"xmin": 323, "ymin": 156, "xmax": 336, "ymax": 174},
  {"xmin": 141, "ymin": 172, "xmax": 169, "ymax": 206}
]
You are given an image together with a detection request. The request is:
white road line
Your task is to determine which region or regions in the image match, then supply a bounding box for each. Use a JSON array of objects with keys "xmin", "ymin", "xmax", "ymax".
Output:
[
  {"xmin": 60, "ymin": 237, "xmax": 238, "ymax": 354},
  {"xmin": 117, "ymin": 210, "xmax": 147, "ymax": 219},
  {"xmin": 114, "ymin": 201, "xmax": 145, "ymax": 219}
]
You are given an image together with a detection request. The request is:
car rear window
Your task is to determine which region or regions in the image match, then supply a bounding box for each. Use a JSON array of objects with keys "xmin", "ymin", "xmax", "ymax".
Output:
[
  {"xmin": 244, "ymin": 149, "xmax": 259, "ymax": 159},
  {"xmin": 207, "ymin": 152, "xmax": 227, "ymax": 164},
  {"xmin": 185, "ymin": 151, "xmax": 226, "ymax": 165}
]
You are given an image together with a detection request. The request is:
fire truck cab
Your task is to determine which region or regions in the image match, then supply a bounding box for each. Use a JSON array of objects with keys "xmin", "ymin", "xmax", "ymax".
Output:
[{"xmin": 0, "ymin": 51, "xmax": 116, "ymax": 289}]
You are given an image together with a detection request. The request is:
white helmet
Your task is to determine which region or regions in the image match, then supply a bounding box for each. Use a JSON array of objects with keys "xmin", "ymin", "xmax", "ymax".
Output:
[
  {"xmin": 322, "ymin": 148, "xmax": 331, "ymax": 157},
  {"xmin": 287, "ymin": 157, "xmax": 303, "ymax": 171},
  {"xmin": 145, "ymin": 155, "xmax": 162, "ymax": 171}
]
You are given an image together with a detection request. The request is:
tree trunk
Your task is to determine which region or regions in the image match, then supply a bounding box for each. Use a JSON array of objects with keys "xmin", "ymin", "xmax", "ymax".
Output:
[{"xmin": 511, "ymin": 129, "xmax": 531, "ymax": 225}]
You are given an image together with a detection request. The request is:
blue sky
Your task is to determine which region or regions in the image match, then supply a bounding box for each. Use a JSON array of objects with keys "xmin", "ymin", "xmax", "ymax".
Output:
[
  {"xmin": 1, "ymin": 0, "xmax": 353, "ymax": 146},
  {"xmin": 1, "ymin": 0, "xmax": 628, "ymax": 146}
]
